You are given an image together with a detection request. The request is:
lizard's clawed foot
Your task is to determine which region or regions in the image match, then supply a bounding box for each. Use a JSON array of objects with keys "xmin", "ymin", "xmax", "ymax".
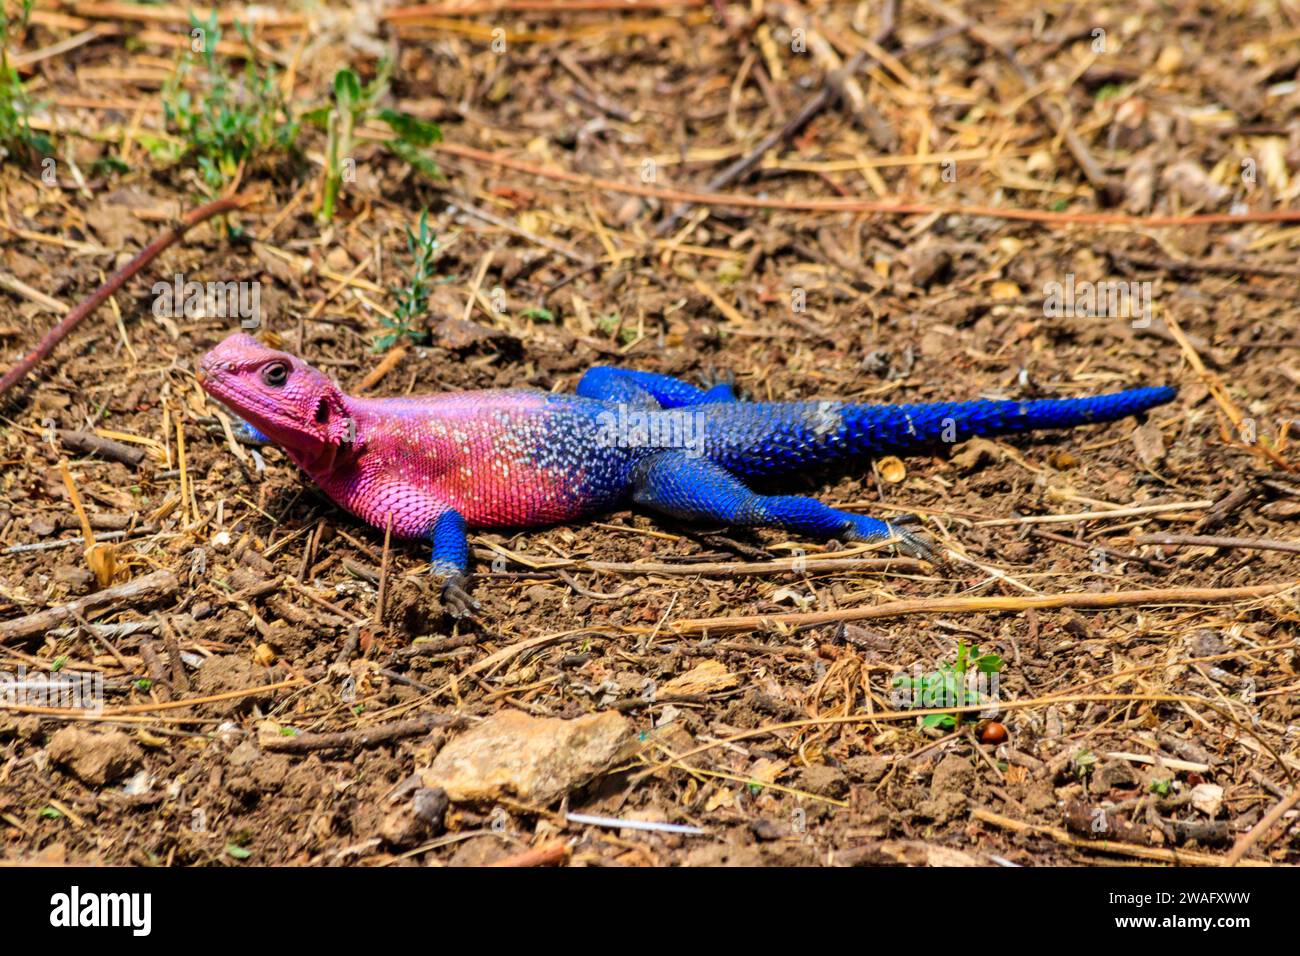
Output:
[
  {"xmin": 435, "ymin": 572, "xmax": 481, "ymax": 619},
  {"xmin": 886, "ymin": 519, "xmax": 937, "ymax": 563}
]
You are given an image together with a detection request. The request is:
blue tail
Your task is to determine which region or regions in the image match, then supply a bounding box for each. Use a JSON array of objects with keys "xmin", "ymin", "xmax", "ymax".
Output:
[{"xmin": 702, "ymin": 386, "xmax": 1177, "ymax": 477}]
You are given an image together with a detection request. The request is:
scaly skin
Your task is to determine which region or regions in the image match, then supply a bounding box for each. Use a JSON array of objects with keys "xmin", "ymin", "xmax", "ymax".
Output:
[{"xmin": 199, "ymin": 333, "xmax": 1177, "ymax": 616}]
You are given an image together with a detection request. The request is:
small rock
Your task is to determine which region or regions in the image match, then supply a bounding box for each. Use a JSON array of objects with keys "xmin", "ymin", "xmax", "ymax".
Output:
[
  {"xmin": 422, "ymin": 709, "xmax": 635, "ymax": 804},
  {"xmin": 907, "ymin": 242, "xmax": 953, "ymax": 288},
  {"xmin": 750, "ymin": 818, "xmax": 785, "ymax": 842},
  {"xmin": 53, "ymin": 566, "xmax": 94, "ymax": 592},
  {"xmin": 915, "ymin": 790, "xmax": 968, "ymax": 825},
  {"xmin": 1189, "ymin": 782, "xmax": 1224, "ymax": 818},
  {"xmin": 1093, "ymin": 758, "xmax": 1141, "ymax": 793},
  {"xmin": 798, "ymin": 765, "xmax": 849, "ymax": 799},
  {"xmin": 950, "ymin": 437, "xmax": 1002, "ymax": 474},
  {"xmin": 47, "ymin": 727, "xmax": 143, "ymax": 786},
  {"xmin": 931, "ymin": 754, "xmax": 975, "ymax": 797},
  {"xmin": 380, "ymin": 787, "xmax": 449, "ymax": 848},
  {"xmin": 843, "ymin": 754, "xmax": 888, "ymax": 784},
  {"xmin": 1132, "ymin": 421, "xmax": 1166, "ymax": 468},
  {"xmin": 192, "ymin": 655, "xmax": 273, "ymax": 716},
  {"xmin": 16, "ymin": 716, "xmax": 41, "ymax": 742},
  {"xmin": 1188, "ymin": 629, "xmax": 1228, "ymax": 658}
]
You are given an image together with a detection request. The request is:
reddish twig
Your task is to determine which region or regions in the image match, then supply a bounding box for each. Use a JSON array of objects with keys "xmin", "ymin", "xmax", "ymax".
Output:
[
  {"xmin": 486, "ymin": 839, "xmax": 569, "ymax": 867},
  {"xmin": 0, "ymin": 193, "xmax": 253, "ymax": 399}
]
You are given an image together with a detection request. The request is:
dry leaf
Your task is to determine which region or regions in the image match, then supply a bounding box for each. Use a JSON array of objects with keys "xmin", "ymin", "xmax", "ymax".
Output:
[
  {"xmin": 661, "ymin": 660, "xmax": 739, "ymax": 697},
  {"xmin": 770, "ymin": 586, "xmax": 814, "ymax": 610},
  {"xmin": 876, "ymin": 455, "xmax": 907, "ymax": 483},
  {"xmin": 84, "ymin": 543, "xmax": 118, "ymax": 588}
]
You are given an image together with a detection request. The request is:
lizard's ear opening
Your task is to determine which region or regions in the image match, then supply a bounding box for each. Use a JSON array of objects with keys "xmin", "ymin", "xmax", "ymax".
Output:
[{"xmin": 315, "ymin": 397, "xmax": 329, "ymax": 424}]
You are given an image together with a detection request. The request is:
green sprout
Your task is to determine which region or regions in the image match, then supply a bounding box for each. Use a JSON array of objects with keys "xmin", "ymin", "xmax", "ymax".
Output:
[
  {"xmin": 892, "ymin": 640, "xmax": 1003, "ymax": 731},
  {"xmin": 304, "ymin": 63, "xmax": 441, "ymax": 223},
  {"xmin": 156, "ymin": 12, "xmax": 297, "ymax": 189},
  {"xmin": 0, "ymin": 0, "xmax": 51, "ymax": 161},
  {"xmin": 376, "ymin": 209, "xmax": 439, "ymax": 351}
]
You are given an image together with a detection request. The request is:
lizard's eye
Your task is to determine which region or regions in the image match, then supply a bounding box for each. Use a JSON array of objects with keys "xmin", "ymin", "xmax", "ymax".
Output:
[
  {"xmin": 261, "ymin": 362, "xmax": 289, "ymax": 387},
  {"xmin": 315, "ymin": 398, "xmax": 329, "ymax": 424}
]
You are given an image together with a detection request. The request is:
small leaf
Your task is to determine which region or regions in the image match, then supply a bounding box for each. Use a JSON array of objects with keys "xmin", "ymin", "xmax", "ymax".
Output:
[
  {"xmin": 298, "ymin": 104, "xmax": 332, "ymax": 127},
  {"xmin": 225, "ymin": 843, "xmax": 252, "ymax": 860},
  {"xmin": 876, "ymin": 456, "xmax": 906, "ymax": 484},
  {"xmin": 377, "ymin": 108, "xmax": 442, "ymax": 146},
  {"xmin": 333, "ymin": 68, "xmax": 361, "ymax": 107}
]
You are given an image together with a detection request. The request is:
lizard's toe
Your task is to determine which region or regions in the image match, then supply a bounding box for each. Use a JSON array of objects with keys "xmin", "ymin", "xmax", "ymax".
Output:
[
  {"xmin": 887, "ymin": 522, "xmax": 936, "ymax": 562},
  {"xmin": 433, "ymin": 572, "xmax": 481, "ymax": 619}
]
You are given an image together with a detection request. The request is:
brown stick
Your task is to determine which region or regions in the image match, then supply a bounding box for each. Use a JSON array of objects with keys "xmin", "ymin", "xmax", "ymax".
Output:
[
  {"xmin": 1225, "ymin": 786, "xmax": 1300, "ymax": 866},
  {"xmin": 973, "ymin": 807, "xmax": 1270, "ymax": 867},
  {"xmin": 1134, "ymin": 534, "xmax": 1300, "ymax": 556},
  {"xmin": 0, "ymin": 569, "xmax": 180, "ymax": 644},
  {"xmin": 666, "ymin": 581, "xmax": 1297, "ymax": 636},
  {"xmin": 57, "ymin": 430, "xmax": 146, "ymax": 468},
  {"xmin": 0, "ymin": 193, "xmax": 253, "ymax": 399}
]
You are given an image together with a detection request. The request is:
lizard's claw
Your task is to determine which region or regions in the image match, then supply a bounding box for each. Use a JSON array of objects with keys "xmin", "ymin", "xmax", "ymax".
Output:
[
  {"xmin": 886, "ymin": 520, "xmax": 936, "ymax": 563},
  {"xmin": 436, "ymin": 573, "xmax": 481, "ymax": 619}
]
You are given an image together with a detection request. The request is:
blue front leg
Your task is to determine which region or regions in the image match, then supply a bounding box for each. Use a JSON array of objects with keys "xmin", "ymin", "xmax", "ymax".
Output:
[
  {"xmin": 231, "ymin": 417, "xmax": 271, "ymax": 445},
  {"xmin": 429, "ymin": 509, "xmax": 478, "ymax": 618}
]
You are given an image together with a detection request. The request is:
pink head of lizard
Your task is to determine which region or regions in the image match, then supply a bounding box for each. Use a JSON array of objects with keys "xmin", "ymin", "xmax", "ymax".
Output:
[{"xmin": 198, "ymin": 333, "xmax": 354, "ymax": 474}]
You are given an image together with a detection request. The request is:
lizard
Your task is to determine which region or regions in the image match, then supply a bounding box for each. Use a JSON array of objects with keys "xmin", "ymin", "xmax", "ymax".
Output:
[{"xmin": 198, "ymin": 332, "xmax": 1177, "ymax": 616}]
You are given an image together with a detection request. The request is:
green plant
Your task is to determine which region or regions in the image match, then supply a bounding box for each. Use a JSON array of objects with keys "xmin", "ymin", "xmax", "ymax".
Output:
[
  {"xmin": 0, "ymin": 0, "xmax": 51, "ymax": 161},
  {"xmin": 376, "ymin": 210, "xmax": 439, "ymax": 351},
  {"xmin": 1072, "ymin": 749, "xmax": 1098, "ymax": 780},
  {"xmin": 156, "ymin": 12, "xmax": 297, "ymax": 189},
  {"xmin": 892, "ymin": 641, "xmax": 1003, "ymax": 731},
  {"xmin": 304, "ymin": 63, "xmax": 442, "ymax": 223}
]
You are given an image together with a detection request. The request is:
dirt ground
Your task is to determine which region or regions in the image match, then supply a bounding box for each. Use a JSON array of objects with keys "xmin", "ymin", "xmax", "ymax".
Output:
[{"xmin": 1, "ymin": 0, "xmax": 1298, "ymax": 867}]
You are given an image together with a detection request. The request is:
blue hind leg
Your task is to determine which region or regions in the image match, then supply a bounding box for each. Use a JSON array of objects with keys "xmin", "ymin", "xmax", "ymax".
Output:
[
  {"xmin": 630, "ymin": 451, "xmax": 931, "ymax": 558},
  {"xmin": 577, "ymin": 366, "xmax": 737, "ymax": 407}
]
